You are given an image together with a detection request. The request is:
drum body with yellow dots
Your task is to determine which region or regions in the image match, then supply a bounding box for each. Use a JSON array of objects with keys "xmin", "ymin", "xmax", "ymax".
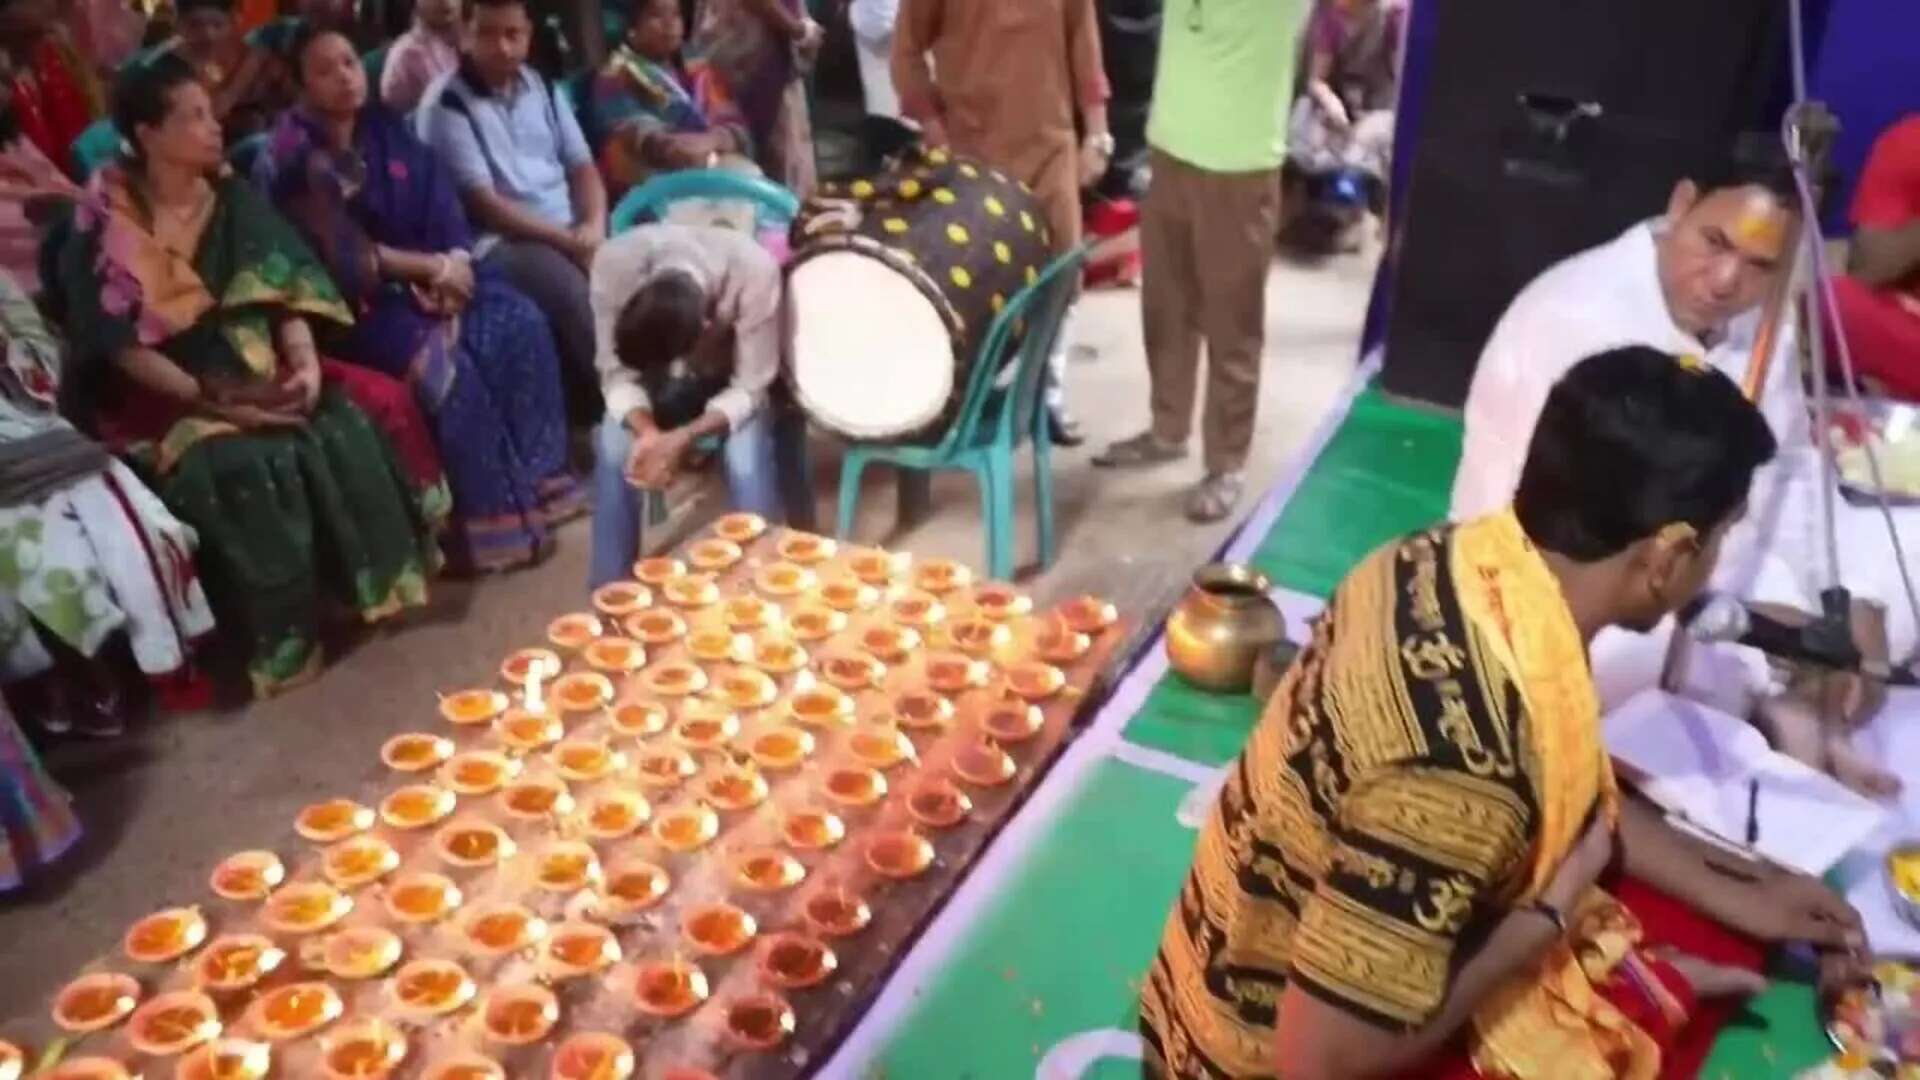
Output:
[{"xmin": 786, "ymin": 147, "xmax": 1054, "ymax": 443}]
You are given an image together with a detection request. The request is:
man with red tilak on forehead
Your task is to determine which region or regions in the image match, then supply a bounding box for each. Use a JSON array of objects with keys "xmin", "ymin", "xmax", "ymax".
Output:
[{"xmin": 1453, "ymin": 135, "xmax": 1918, "ymax": 799}]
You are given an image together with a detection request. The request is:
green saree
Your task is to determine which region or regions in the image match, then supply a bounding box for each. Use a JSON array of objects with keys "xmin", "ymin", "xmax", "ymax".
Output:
[{"xmin": 60, "ymin": 166, "xmax": 439, "ymax": 696}]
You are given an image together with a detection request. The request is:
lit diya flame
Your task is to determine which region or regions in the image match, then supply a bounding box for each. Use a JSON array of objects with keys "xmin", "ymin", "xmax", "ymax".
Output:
[
  {"xmin": 776, "ymin": 530, "xmax": 836, "ymax": 564},
  {"xmin": 689, "ymin": 538, "xmax": 744, "ymax": 571},
  {"xmin": 688, "ymin": 627, "xmax": 751, "ymax": 664},
  {"xmin": 982, "ymin": 701, "xmax": 1046, "ymax": 743},
  {"xmin": 383, "ymin": 873, "xmax": 463, "ymax": 924},
  {"xmin": 849, "ymin": 723, "xmax": 916, "ymax": 769},
  {"xmin": 890, "ymin": 590, "xmax": 947, "ymax": 627},
  {"xmin": 609, "ymin": 700, "xmax": 669, "ymax": 737},
  {"xmin": 1006, "ymin": 661, "xmax": 1066, "ymax": 701},
  {"xmin": 753, "ymin": 636, "xmax": 811, "ymax": 674},
  {"xmin": 754, "ymin": 561, "xmax": 816, "ymax": 597},
  {"xmin": 861, "ymin": 624, "xmax": 921, "ymax": 663},
  {"xmin": 908, "ymin": 779, "xmax": 973, "ymax": 829},
  {"xmin": 946, "ymin": 616, "xmax": 1010, "ymax": 657},
  {"xmin": 818, "ymin": 578, "xmax": 878, "ymax": 612},
  {"xmin": 715, "ymin": 511, "xmax": 768, "ymax": 542},
  {"xmin": 390, "ymin": 959, "xmax": 476, "ymax": 1019},
  {"xmin": 584, "ymin": 789, "xmax": 650, "ymax": 839},
  {"xmin": 757, "ymin": 933, "xmax": 838, "ymax": 989},
  {"xmin": 652, "ymin": 803, "xmax": 720, "ymax": 852},
  {"xmin": 209, "ymin": 849, "xmax": 285, "ymax": 902},
  {"xmin": 551, "ymin": 671, "xmax": 615, "ymax": 714},
  {"xmin": 441, "ymin": 750, "xmax": 520, "ymax": 795},
  {"xmin": 380, "ymin": 731, "xmax": 454, "ymax": 773},
  {"xmin": 322, "ymin": 836, "xmax": 400, "ymax": 889},
  {"xmin": 912, "ymin": 557, "xmax": 972, "ymax": 594},
  {"xmin": 422, "ymin": 1055, "xmax": 504, "ymax": 1080},
  {"xmin": 0, "ymin": 1041, "xmax": 18, "ymax": 1080},
  {"xmin": 590, "ymin": 581, "xmax": 652, "ymax": 618},
  {"xmin": 867, "ymin": 828, "xmax": 936, "ymax": 879},
  {"xmin": 1036, "ymin": 615, "xmax": 1092, "ymax": 664},
  {"xmin": 583, "ymin": 637, "xmax": 646, "ymax": 674},
  {"xmin": 641, "ymin": 659, "xmax": 708, "ymax": 698},
  {"xmin": 126, "ymin": 990, "xmax": 221, "ymax": 1057},
  {"xmin": 723, "ymin": 594, "xmax": 778, "ymax": 631},
  {"xmin": 533, "ymin": 842, "xmax": 602, "ymax": 893},
  {"xmin": 788, "ymin": 685, "xmax": 854, "ymax": 728},
  {"xmin": 820, "ymin": 652, "xmax": 885, "ymax": 691},
  {"xmin": 547, "ymin": 612, "xmax": 604, "ymax": 651},
  {"xmin": 804, "ymin": 885, "xmax": 873, "ymax": 938},
  {"xmin": 263, "ymin": 882, "xmax": 352, "ymax": 935},
  {"xmin": 635, "ymin": 747, "xmax": 698, "ymax": 789},
  {"xmin": 320, "ymin": 1019, "xmax": 407, "ymax": 1080},
  {"xmin": 662, "ymin": 573, "xmax": 721, "ymax": 608},
  {"xmin": 970, "ymin": 583, "xmax": 1032, "ymax": 621},
  {"xmin": 552, "ymin": 738, "xmax": 622, "ymax": 782},
  {"xmin": 480, "ymin": 985, "xmax": 559, "ymax": 1046},
  {"xmin": 321, "ymin": 926, "xmax": 402, "ymax": 980},
  {"xmin": 823, "ymin": 766, "xmax": 888, "ymax": 808},
  {"xmin": 849, "ymin": 546, "xmax": 909, "ymax": 585},
  {"xmin": 440, "ymin": 686, "xmax": 511, "ymax": 724},
  {"xmin": 550, "ymin": 1033, "xmax": 635, "ymax": 1080},
  {"xmin": 633, "ymin": 957, "xmax": 710, "ymax": 1017},
  {"xmin": 893, "ymin": 690, "xmax": 955, "ymax": 730},
  {"xmin": 624, "ymin": 608, "xmax": 687, "ymax": 645},
  {"xmin": 246, "ymin": 981, "xmax": 343, "ymax": 1041},
  {"xmin": 952, "ymin": 736, "xmax": 1018, "ymax": 787},
  {"xmin": 750, "ymin": 725, "xmax": 815, "ymax": 770},
  {"xmin": 494, "ymin": 707, "xmax": 562, "ymax": 751},
  {"xmin": 499, "ymin": 778, "xmax": 573, "ymax": 821},
  {"xmin": 43, "ymin": 1059, "xmax": 132, "ymax": 1080},
  {"xmin": 782, "ymin": 807, "xmax": 846, "ymax": 851},
  {"xmin": 724, "ymin": 992, "xmax": 797, "ymax": 1051},
  {"xmin": 732, "ymin": 848, "xmax": 806, "ymax": 892},
  {"xmin": 599, "ymin": 860, "xmax": 671, "ymax": 915},
  {"xmin": 463, "ymin": 903, "xmax": 549, "ymax": 956},
  {"xmin": 682, "ymin": 902, "xmax": 758, "ymax": 956},
  {"xmin": 177, "ymin": 1038, "xmax": 272, "ymax": 1080},
  {"xmin": 499, "ymin": 648, "xmax": 563, "ymax": 687},
  {"xmin": 633, "ymin": 556, "xmax": 686, "ymax": 586},
  {"xmin": 704, "ymin": 765, "xmax": 768, "ymax": 810},
  {"xmin": 194, "ymin": 934, "xmax": 285, "ymax": 992},
  {"xmin": 925, "ymin": 652, "xmax": 989, "ymax": 693},
  {"xmin": 1057, "ymin": 594, "xmax": 1118, "ymax": 635},
  {"xmin": 784, "ymin": 604, "xmax": 844, "ymax": 642},
  {"xmin": 108, "ymin": 905, "xmax": 190, "ymax": 975},
  {"xmin": 543, "ymin": 922, "xmax": 621, "ymax": 978},
  {"xmin": 434, "ymin": 821, "xmax": 515, "ymax": 869},
  {"xmin": 52, "ymin": 972, "xmax": 141, "ymax": 1033},
  {"xmin": 716, "ymin": 668, "xmax": 778, "ymax": 709},
  {"xmin": 295, "ymin": 798, "xmax": 374, "ymax": 843}
]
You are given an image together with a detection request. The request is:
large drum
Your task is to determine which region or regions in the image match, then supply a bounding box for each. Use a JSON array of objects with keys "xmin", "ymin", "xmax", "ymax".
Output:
[{"xmin": 786, "ymin": 147, "xmax": 1056, "ymax": 443}]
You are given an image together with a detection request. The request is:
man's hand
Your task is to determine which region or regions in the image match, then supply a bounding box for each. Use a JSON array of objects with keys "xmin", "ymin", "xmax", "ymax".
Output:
[
  {"xmin": 567, "ymin": 222, "xmax": 605, "ymax": 271},
  {"xmin": 1721, "ymin": 866, "xmax": 1864, "ymax": 949},
  {"xmin": 1542, "ymin": 812, "xmax": 1615, "ymax": 912},
  {"xmin": 626, "ymin": 425, "xmax": 693, "ymax": 489}
]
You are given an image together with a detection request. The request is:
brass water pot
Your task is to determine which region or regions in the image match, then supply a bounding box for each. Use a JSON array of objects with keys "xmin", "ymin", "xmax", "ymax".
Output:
[{"xmin": 1166, "ymin": 563, "xmax": 1286, "ymax": 693}]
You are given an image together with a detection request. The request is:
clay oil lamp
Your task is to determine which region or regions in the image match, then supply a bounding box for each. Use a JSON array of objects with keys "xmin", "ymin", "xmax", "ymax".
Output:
[
  {"xmin": 749, "ymin": 725, "xmax": 815, "ymax": 771},
  {"xmin": 925, "ymin": 652, "xmax": 989, "ymax": 695},
  {"xmin": 1006, "ymin": 661, "xmax": 1066, "ymax": 702},
  {"xmin": 379, "ymin": 731, "xmax": 454, "ymax": 773},
  {"xmin": 982, "ymin": 700, "xmax": 1046, "ymax": 744},
  {"xmin": 479, "ymin": 985, "xmax": 559, "ymax": 1047},
  {"xmin": 781, "ymin": 807, "xmax": 846, "ymax": 851},
  {"xmin": 632, "ymin": 956, "xmax": 710, "ymax": 1018},
  {"xmin": 970, "ymin": 583, "xmax": 1032, "ymax": 621},
  {"xmin": 321, "ymin": 836, "xmax": 400, "ymax": 890},
  {"xmin": 295, "ymin": 798, "xmax": 374, "ymax": 843},
  {"xmin": 731, "ymin": 848, "xmax": 805, "ymax": 893},
  {"xmin": 591, "ymin": 581, "xmax": 652, "ymax": 619},
  {"xmin": 124, "ymin": 906, "xmax": 208, "ymax": 964},
  {"xmin": 433, "ymin": 820, "xmax": 515, "ymax": 869},
  {"xmin": 945, "ymin": 617, "xmax": 1009, "ymax": 657},
  {"xmin": 1057, "ymin": 594, "xmax": 1118, "ymax": 635},
  {"xmin": 784, "ymin": 605, "xmax": 843, "ymax": 642},
  {"xmin": 321, "ymin": 926, "xmax": 402, "ymax": 981},
  {"xmin": 546, "ymin": 612, "xmax": 604, "ymax": 652},
  {"xmin": 44, "ymin": 1060, "xmax": 133, "ymax": 1080},
  {"xmin": 552, "ymin": 738, "xmax": 623, "ymax": 783},
  {"xmin": 849, "ymin": 546, "xmax": 909, "ymax": 586},
  {"xmin": 52, "ymin": 972, "xmax": 141, "ymax": 1033},
  {"xmin": 893, "ymin": 690, "xmax": 955, "ymax": 731},
  {"xmin": 319, "ymin": 1019, "xmax": 406, "ymax": 1080},
  {"xmin": 866, "ymin": 828, "xmax": 936, "ymax": 880},
  {"xmin": 379, "ymin": 785, "xmax": 457, "ymax": 832},
  {"xmin": 651, "ymin": 803, "xmax": 720, "ymax": 852},
  {"xmin": 889, "ymin": 590, "xmax": 947, "ymax": 628},
  {"xmin": 462, "ymin": 902, "xmax": 549, "ymax": 957},
  {"xmin": 913, "ymin": 557, "xmax": 972, "ymax": 595},
  {"xmin": 549, "ymin": 1034, "xmax": 634, "ymax": 1080},
  {"xmin": 820, "ymin": 651, "xmax": 885, "ymax": 692},
  {"xmin": 776, "ymin": 530, "xmax": 836, "ymax": 565},
  {"xmin": 633, "ymin": 556, "xmax": 685, "ymax": 587},
  {"xmin": 754, "ymin": 561, "xmax": 815, "ymax": 598},
  {"xmin": 688, "ymin": 627, "xmax": 751, "ymax": 664},
  {"xmin": 551, "ymin": 671, "xmax": 615, "ymax": 714},
  {"xmin": 952, "ymin": 736, "xmax": 1018, "ymax": 788},
  {"xmin": 209, "ymin": 849, "xmax": 284, "ymax": 902},
  {"xmin": 422, "ymin": 1055, "xmax": 504, "ymax": 1080},
  {"xmin": 127, "ymin": 991, "xmax": 221, "ymax": 1057},
  {"xmin": 497, "ymin": 649, "xmax": 561, "ymax": 689},
  {"xmin": 823, "ymin": 766, "xmax": 887, "ymax": 809},
  {"xmin": 609, "ymin": 700, "xmax": 670, "ymax": 738},
  {"xmin": 752, "ymin": 634, "xmax": 810, "ymax": 673},
  {"xmin": 640, "ymin": 659, "xmax": 708, "ymax": 698},
  {"xmin": 533, "ymin": 842, "xmax": 602, "ymax": 894},
  {"xmin": 441, "ymin": 750, "xmax": 520, "ymax": 796},
  {"xmin": 262, "ymin": 882, "xmax": 352, "ymax": 934},
  {"xmin": 635, "ymin": 747, "xmax": 699, "ymax": 790},
  {"xmin": 723, "ymin": 992, "xmax": 796, "ymax": 1052},
  {"xmin": 861, "ymin": 623, "xmax": 921, "ymax": 664},
  {"xmin": 849, "ymin": 722, "xmax": 916, "ymax": 770},
  {"xmin": 715, "ymin": 668, "xmax": 778, "ymax": 710},
  {"xmin": 598, "ymin": 860, "xmax": 671, "ymax": 917},
  {"xmin": 583, "ymin": 637, "xmax": 646, "ymax": 675},
  {"xmin": 246, "ymin": 981, "xmax": 343, "ymax": 1041},
  {"xmin": 383, "ymin": 872, "xmax": 463, "ymax": 924},
  {"xmin": 803, "ymin": 885, "xmax": 872, "ymax": 938},
  {"xmin": 583, "ymin": 789, "xmax": 650, "ymax": 840},
  {"xmin": 907, "ymin": 778, "xmax": 973, "ymax": 829},
  {"xmin": 757, "ymin": 933, "xmax": 837, "ymax": 990},
  {"xmin": 495, "ymin": 707, "xmax": 563, "ymax": 752},
  {"xmin": 176, "ymin": 1039, "xmax": 272, "ymax": 1080},
  {"xmin": 662, "ymin": 573, "xmax": 721, "ymax": 609},
  {"xmin": 193, "ymin": 934, "xmax": 284, "ymax": 992},
  {"xmin": 724, "ymin": 594, "xmax": 778, "ymax": 632},
  {"xmin": 499, "ymin": 777, "xmax": 573, "ymax": 822},
  {"xmin": 818, "ymin": 578, "xmax": 878, "ymax": 613},
  {"xmin": 441, "ymin": 686, "xmax": 511, "ymax": 725},
  {"xmin": 714, "ymin": 511, "xmax": 768, "ymax": 543},
  {"xmin": 389, "ymin": 959, "xmax": 475, "ymax": 1019},
  {"xmin": 542, "ymin": 922, "xmax": 621, "ymax": 980},
  {"xmin": 682, "ymin": 902, "xmax": 757, "ymax": 956},
  {"xmin": 704, "ymin": 764, "xmax": 768, "ymax": 811},
  {"xmin": 624, "ymin": 608, "xmax": 687, "ymax": 646},
  {"xmin": 1036, "ymin": 615, "xmax": 1092, "ymax": 664},
  {"xmin": 787, "ymin": 685, "xmax": 855, "ymax": 729},
  {"xmin": 0, "ymin": 1041, "xmax": 18, "ymax": 1080},
  {"xmin": 688, "ymin": 537, "xmax": 744, "ymax": 572}
]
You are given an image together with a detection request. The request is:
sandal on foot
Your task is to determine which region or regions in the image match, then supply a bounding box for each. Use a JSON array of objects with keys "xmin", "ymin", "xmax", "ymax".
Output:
[
  {"xmin": 1186, "ymin": 472, "xmax": 1244, "ymax": 523},
  {"xmin": 1093, "ymin": 431, "xmax": 1186, "ymax": 469}
]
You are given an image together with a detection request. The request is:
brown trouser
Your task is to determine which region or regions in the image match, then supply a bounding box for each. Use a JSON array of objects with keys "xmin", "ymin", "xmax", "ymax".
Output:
[{"xmin": 1141, "ymin": 148, "xmax": 1281, "ymax": 474}]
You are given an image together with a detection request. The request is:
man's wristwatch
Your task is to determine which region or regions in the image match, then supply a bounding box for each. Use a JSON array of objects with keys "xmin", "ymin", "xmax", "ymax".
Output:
[
  {"xmin": 1525, "ymin": 898, "xmax": 1569, "ymax": 935},
  {"xmin": 1083, "ymin": 131, "xmax": 1116, "ymax": 157}
]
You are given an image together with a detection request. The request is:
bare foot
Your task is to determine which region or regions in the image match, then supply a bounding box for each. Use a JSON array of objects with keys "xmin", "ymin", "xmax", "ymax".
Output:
[
  {"xmin": 1828, "ymin": 738, "xmax": 1903, "ymax": 798},
  {"xmin": 1660, "ymin": 951, "xmax": 1769, "ymax": 999}
]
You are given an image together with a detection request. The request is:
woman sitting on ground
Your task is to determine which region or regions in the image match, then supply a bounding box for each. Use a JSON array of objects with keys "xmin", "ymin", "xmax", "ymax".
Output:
[
  {"xmin": 584, "ymin": 0, "xmax": 753, "ymax": 199},
  {"xmin": 58, "ymin": 54, "xmax": 443, "ymax": 697},
  {"xmin": 265, "ymin": 27, "xmax": 583, "ymax": 572}
]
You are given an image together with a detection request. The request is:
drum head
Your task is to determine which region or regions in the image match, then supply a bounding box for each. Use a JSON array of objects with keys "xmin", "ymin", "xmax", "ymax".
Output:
[{"xmin": 789, "ymin": 251, "xmax": 954, "ymax": 442}]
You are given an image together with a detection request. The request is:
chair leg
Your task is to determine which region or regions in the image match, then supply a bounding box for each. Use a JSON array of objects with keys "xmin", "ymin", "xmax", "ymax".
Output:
[
  {"xmin": 1033, "ymin": 433, "xmax": 1056, "ymax": 569},
  {"xmin": 984, "ymin": 449, "xmax": 1015, "ymax": 581},
  {"xmin": 837, "ymin": 451, "xmax": 871, "ymax": 541}
]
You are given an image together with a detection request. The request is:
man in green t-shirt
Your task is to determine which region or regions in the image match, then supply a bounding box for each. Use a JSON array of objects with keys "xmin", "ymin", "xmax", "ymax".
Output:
[{"xmin": 1093, "ymin": 0, "xmax": 1306, "ymax": 523}]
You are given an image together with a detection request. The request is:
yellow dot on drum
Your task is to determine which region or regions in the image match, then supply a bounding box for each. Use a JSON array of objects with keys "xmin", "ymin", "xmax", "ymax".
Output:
[
  {"xmin": 1025, "ymin": 265, "xmax": 1038, "ymax": 285},
  {"xmin": 991, "ymin": 294, "xmax": 1005, "ymax": 312},
  {"xmin": 899, "ymin": 179, "xmax": 923, "ymax": 198},
  {"xmin": 984, "ymin": 196, "xmax": 1005, "ymax": 217},
  {"xmin": 993, "ymin": 242, "xmax": 1011, "ymax": 264},
  {"xmin": 933, "ymin": 188, "xmax": 956, "ymax": 205},
  {"xmin": 946, "ymin": 223, "xmax": 970, "ymax": 245},
  {"xmin": 851, "ymin": 179, "xmax": 875, "ymax": 198},
  {"xmin": 883, "ymin": 218, "xmax": 909, "ymax": 234},
  {"xmin": 928, "ymin": 148, "xmax": 951, "ymax": 164},
  {"xmin": 950, "ymin": 267, "xmax": 973, "ymax": 289},
  {"xmin": 1019, "ymin": 211, "xmax": 1035, "ymax": 232},
  {"xmin": 959, "ymin": 164, "xmax": 979, "ymax": 178}
]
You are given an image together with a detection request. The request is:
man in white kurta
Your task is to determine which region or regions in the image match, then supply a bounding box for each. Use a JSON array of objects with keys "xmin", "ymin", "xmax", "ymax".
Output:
[{"xmin": 1451, "ymin": 171, "xmax": 1917, "ymax": 786}]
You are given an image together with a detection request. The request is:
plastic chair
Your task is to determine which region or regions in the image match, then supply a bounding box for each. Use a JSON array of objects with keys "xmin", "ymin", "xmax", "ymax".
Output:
[
  {"xmin": 70, "ymin": 118, "xmax": 120, "ymax": 180},
  {"xmin": 361, "ymin": 43, "xmax": 389, "ymax": 88},
  {"xmin": 608, "ymin": 168, "xmax": 801, "ymax": 235},
  {"xmin": 834, "ymin": 246, "xmax": 1089, "ymax": 581}
]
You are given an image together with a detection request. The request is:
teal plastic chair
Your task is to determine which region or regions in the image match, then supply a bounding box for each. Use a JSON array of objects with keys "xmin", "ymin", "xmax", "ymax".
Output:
[
  {"xmin": 70, "ymin": 119, "xmax": 121, "ymax": 180},
  {"xmin": 834, "ymin": 246, "xmax": 1089, "ymax": 580},
  {"xmin": 608, "ymin": 168, "xmax": 801, "ymax": 235},
  {"xmin": 361, "ymin": 43, "xmax": 389, "ymax": 88}
]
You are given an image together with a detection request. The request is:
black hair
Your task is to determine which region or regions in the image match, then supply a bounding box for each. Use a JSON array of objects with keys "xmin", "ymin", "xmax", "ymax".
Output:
[
  {"xmin": 1697, "ymin": 132, "xmax": 1800, "ymax": 209},
  {"xmin": 1515, "ymin": 345, "xmax": 1776, "ymax": 561},
  {"xmin": 174, "ymin": 0, "xmax": 236, "ymax": 17},
  {"xmin": 111, "ymin": 51, "xmax": 201, "ymax": 164},
  {"xmin": 468, "ymin": 0, "xmax": 530, "ymax": 19},
  {"xmin": 285, "ymin": 19, "xmax": 347, "ymax": 80},
  {"xmin": 614, "ymin": 271, "xmax": 705, "ymax": 372}
]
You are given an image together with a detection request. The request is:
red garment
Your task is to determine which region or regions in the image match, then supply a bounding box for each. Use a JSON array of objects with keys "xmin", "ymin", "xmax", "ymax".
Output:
[
  {"xmin": 319, "ymin": 360, "xmax": 445, "ymax": 493},
  {"xmin": 1832, "ymin": 115, "xmax": 1920, "ymax": 401},
  {"xmin": 10, "ymin": 38, "xmax": 98, "ymax": 176}
]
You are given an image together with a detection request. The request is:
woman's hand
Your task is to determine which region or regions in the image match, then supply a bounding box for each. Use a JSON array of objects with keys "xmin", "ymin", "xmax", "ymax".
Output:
[
  {"xmin": 437, "ymin": 252, "xmax": 476, "ymax": 302},
  {"xmin": 1542, "ymin": 812, "xmax": 1615, "ymax": 913},
  {"xmin": 1726, "ymin": 868, "xmax": 1864, "ymax": 949},
  {"xmin": 206, "ymin": 398, "xmax": 306, "ymax": 430}
]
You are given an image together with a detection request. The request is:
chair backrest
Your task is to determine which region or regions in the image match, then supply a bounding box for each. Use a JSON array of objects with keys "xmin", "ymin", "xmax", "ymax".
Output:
[
  {"xmin": 361, "ymin": 43, "xmax": 390, "ymax": 87},
  {"xmin": 609, "ymin": 168, "xmax": 801, "ymax": 235},
  {"xmin": 71, "ymin": 118, "xmax": 121, "ymax": 181},
  {"xmin": 934, "ymin": 245, "xmax": 1089, "ymax": 457}
]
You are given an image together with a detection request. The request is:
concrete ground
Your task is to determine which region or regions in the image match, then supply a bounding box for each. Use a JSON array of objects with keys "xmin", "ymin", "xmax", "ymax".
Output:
[{"xmin": 0, "ymin": 248, "xmax": 1376, "ymax": 1024}]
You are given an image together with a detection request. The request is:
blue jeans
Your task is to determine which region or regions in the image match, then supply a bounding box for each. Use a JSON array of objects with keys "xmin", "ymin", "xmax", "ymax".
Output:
[{"xmin": 588, "ymin": 406, "xmax": 814, "ymax": 588}]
